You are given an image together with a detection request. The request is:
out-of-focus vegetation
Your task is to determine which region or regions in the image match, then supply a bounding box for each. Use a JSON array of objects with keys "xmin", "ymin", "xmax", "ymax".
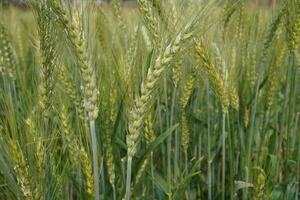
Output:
[
  {"xmin": 0, "ymin": 0, "xmax": 299, "ymax": 200},
  {"xmin": 0, "ymin": 0, "xmax": 279, "ymax": 7}
]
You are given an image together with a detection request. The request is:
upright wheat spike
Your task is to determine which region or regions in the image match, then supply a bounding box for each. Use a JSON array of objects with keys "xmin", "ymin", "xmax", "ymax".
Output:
[
  {"xmin": 60, "ymin": 105, "xmax": 78, "ymax": 166},
  {"xmin": 195, "ymin": 40, "xmax": 228, "ymax": 112},
  {"xmin": 254, "ymin": 171, "xmax": 266, "ymax": 200},
  {"xmin": 296, "ymin": 52, "xmax": 300, "ymax": 77},
  {"xmin": 60, "ymin": 104, "xmax": 94, "ymax": 197},
  {"xmin": 57, "ymin": 66, "xmax": 86, "ymax": 122},
  {"xmin": 228, "ymin": 47, "xmax": 239, "ymax": 111},
  {"xmin": 25, "ymin": 114, "xmax": 45, "ymax": 190},
  {"xmin": 236, "ymin": 0, "xmax": 245, "ymax": 41},
  {"xmin": 172, "ymin": 57, "xmax": 182, "ymax": 86},
  {"xmin": 149, "ymin": 0, "xmax": 164, "ymax": 22},
  {"xmin": 195, "ymin": 39, "xmax": 228, "ymax": 200},
  {"xmin": 144, "ymin": 115, "xmax": 155, "ymax": 144},
  {"xmin": 141, "ymin": 26, "xmax": 152, "ymax": 50},
  {"xmin": 10, "ymin": 143, "xmax": 34, "ymax": 199},
  {"xmin": 0, "ymin": 23, "xmax": 17, "ymax": 80},
  {"xmin": 0, "ymin": 49, "xmax": 4, "ymax": 75},
  {"xmin": 112, "ymin": 0, "xmax": 127, "ymax": 33},
  {"xmin": 262, "ymin": 7, "xmax": 284, "ymax": 59},
  {"xmin": 125, "ymin": 22, "xmax": 195, "ymax": 200},
  {"xmin": 180, "ymin": 112, "xmax": 189, "ymax": 154},
  {"xmin": 229, "ymin": 86, "xmax": 239, "ymax": 111},
  {"xmin": 179, "ymin": 68, "xmax": 196, "ymax": 170},
  {"xmin": 137, "ymin": 0, "xmax": 160, "ymax": 44},
  {"xmin": 79, "ymin": 147, "xmax": 94, "ymax": 196},
  {"xmin": 50, "ymin": 2, "xmax": 100, "ymax": 198},
  {"xmin": 34, "ymin": 2, "xmax": 59, "ymax": 198},
  {"xmin": 180, "ymin": 74, "xmax": 195, "ymax": 109},
  {"xmin": 36, "ymin": 3, "xmax": 57, "ymax": 119},
  {"xmin": 290, "ymin": 0, "xmax": 300, "ymax": 52},
  {"xmin": 134, "ymin": 115, "xmax": 156, "ymax": 186},
  {"xmin": 100, "ymin": 98, "xmax": 116, "ymax": 199},
  {"xmin": 222, "ymin": 0, "xmax": 237, "ymax": 37}
]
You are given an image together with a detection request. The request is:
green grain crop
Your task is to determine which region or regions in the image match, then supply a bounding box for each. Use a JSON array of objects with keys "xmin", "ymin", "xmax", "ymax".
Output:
[{"xmin": 0, "ymin": 0, "xmax": 299, "ymax": 199}]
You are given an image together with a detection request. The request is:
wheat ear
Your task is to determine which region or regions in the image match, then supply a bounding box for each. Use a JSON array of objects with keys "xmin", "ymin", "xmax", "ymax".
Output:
[{"xmin": 125, "ymin": 23, "xmax": 195, "ymax": 200}]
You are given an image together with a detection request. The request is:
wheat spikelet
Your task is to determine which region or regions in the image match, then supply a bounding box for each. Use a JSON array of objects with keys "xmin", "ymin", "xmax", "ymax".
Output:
[
  {"xmin": 101, "ymin": 100, "xmax": 116, "ymax": 188},
  {"xmin": 57, "ymin": 66, "xmax": 86, "ymax": 122},
  {"xmin": 10, "ymin": 143, "xmax": 33, "ymax": 199},
  {"xmin": 262, "ymin": 8, "xmax": 284, "ymax": 58},
  {"xmin": 126, "ymin": 28, "xmax": 139, "ymax": 69},
  {"xmin": 137, "ymin": 0, "xmax": 160, "ymax": 44},
  {"xmin": 60, "ymin": 105, "xmax": 79, "ymax": 166},
  {"xmin": 112, "ymin": 0, "xmax": 127, "ymax": 32},
  {"xmin": 0, "ymin": 121, "xmax": 3, "ymax": 134},
  {"xmin": 25, "ymin": 115, "xmax": 44, "ymax": 170},
  {"xmin": 290, "ymin": 0, "xmax": 300, "ymax": 52},
  {"xmin": 25, "ymin": 112, "xmax": 45, "ymax": 199},
  {"xmin": 127, "ymin": 23, "xmax": 194, "ymax": 157},
  {"xmin": 195, "ymin": 40, "xmax": 229, "ymax": 112},
  {"xmin": 144, "ymin": 115, "xmax": 155, "ymax": 144},
  {"xmin": 149, "ymin": 0, "xmax": 164, "ymax": 21},
  {"xmin": 105, "ymin": 139, "xmax": 116, "ymax": 187},
  {"xmin": 36, "ymin": 3, "xmax": 57, "ymax": 119},
  {"xmin": 96, "ymin": 7, "xmax": 108, "ymax": 49},
  {"xmin": 213, "ymin": 43, "xmax": 225, "ymax": 72},
  {"xmin": 59, "ymin": 104, "xmax": 95, "ymax": 196},
  {"xmin": 126, "ymin": 23, "xmax": 195, "ymax": 200},
  {"xmin": 172, "ymin": 57, "xmax": 182, "ymax": 86},
  {"xmin": 73, "ymin": 14, "xmax": 99, "ymax": 121},
  {"xmin": 235, "ymin": 0, "xmax": 245, "ymax": 41},
  {"xmin": 222, "ymin": 0, "xmax": 237, "ymax": 36},
  {"xmin": 110, "ymin": 83, "xmax": 118, "ymax": 123},
  {"xmin": 51, "ymin": 1, "xmax": 99, "ymax": 120},
  {"xmin": 229, "ymin": 86, "xmax": 239, "ymax": 111},
  {"xmin": 134, "ymin": 115, "xmax": 155, "ymax": 185},
  {"xmin": 0, "ymin": 49, "xmax": 4, "ymax": 75},
  {"xmin": 180, "ymin": 74, "xmax": 195, "ymax": 109},
  {"xmin": 134, "ymin": 158, "xmax": 149, "ymax": 185},
  {"xmin": 228, "ymin": 47, "xmax": 239, "ymax": 111},
  {"xmin": 244, "ymin": 108, "xmax": 249, "ymax": 128},
  {"xmin": 180, "ymin": 112, "xmax": 189, "ymax": 153},
  {"xmin": 0, "ymin": 23, "xmax": 17, "ymax": 80},
  {"xmin": 248, "ymin": 49, "xmax": 257, "ymax": 87},
  {"xmin": 254, "ymin": 171, "xmax": 266, "ymax": 200},
  {"xmin": 141, "ymin": 26, "xmax": 152, "ymax": 50},
  {"xmin": 79, "ymin": 147, "xmax": 94, "ymax": 196},
  {"xmin": 296, "ymin": 52, "xmax": 300, "ymax": 77},
  {"xmin": 230, "ymin": 83, "xmax": 239, "ymax": 110}
]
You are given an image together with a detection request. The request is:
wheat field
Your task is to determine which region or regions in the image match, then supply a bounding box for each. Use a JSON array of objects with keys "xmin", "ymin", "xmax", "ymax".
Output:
[{"xmin": 0, "ymin": 0, "xmax": 299, "ymax": 199}]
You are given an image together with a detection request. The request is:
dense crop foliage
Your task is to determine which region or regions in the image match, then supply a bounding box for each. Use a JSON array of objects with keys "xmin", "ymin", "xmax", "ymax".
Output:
[{"xmin": 0, "ymin": 0, "xmax": 299, "ymax": 199}]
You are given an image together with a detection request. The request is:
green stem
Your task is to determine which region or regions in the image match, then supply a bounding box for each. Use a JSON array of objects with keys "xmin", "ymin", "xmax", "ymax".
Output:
[
  {"xmin": 222, "ymin": 111, "xmax": 226, "ymax": 200},
  {"xmin": 112, "ymin": 184, "xmax": 116, "ymax": 200},
  {"xmin": 89, "ymin": 119, "xmax": 100, "ymax": 200},
  {"xmin": 171, "ymin": 85, "xmax": 179, "ymax": 179},
  {"xmin": 207, "ymin": 84, "xmax": 212, "ymax": 200},
  {"xmin": 44, "ymin": 118, "xmax": 51, "ymax": 200},
  {"xmin": 297, "ymin": 113, "xmax": 300, "ymax": 199},
  {"xmin": 151, "ymin": 152, "xmax": 155, "ymax": 196},
  {"xmin": 125, "ymin": 155, "xmax": 133, "ymax": 200},
  {"xmin": 185, "ymin": 151, "xmax": 189, "ymax": 200}
]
